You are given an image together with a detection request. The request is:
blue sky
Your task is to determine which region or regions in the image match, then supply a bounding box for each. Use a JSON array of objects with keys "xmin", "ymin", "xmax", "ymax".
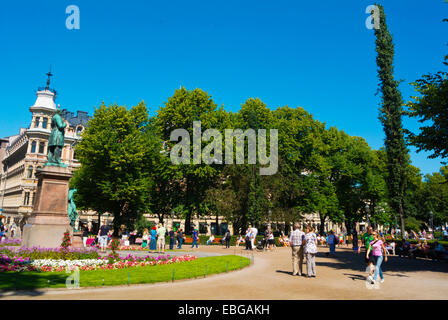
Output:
[{"xmin": 0, "ymin": 0, "xmax": 447, "ymax": 175}]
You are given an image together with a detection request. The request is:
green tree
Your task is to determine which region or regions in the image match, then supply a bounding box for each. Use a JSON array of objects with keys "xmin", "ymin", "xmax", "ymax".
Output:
[
  {"xmin": 374, "ymin": 4, "xmax": 410, "ymax": 236},
  {"xmin": 71, "ymin": 102, "xmax": 157, "ymax": 235},
  {"xmin": 418, "ymin": 166, "xmax": 448, "ymax": 226},
  {"xmin": 406, "ymin": 71, "xmax": 448, "ymax": 160},
  {"xmin": 155, "ymin": 88, "xmax": 223, "ymax": 234}
]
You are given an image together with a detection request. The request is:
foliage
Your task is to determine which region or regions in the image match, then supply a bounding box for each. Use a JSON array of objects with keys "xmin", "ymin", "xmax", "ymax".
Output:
[
  {"xmin": 71, "ymin": 102, "xmax": 158, "ymax": 235},
  {"xmin": 374, "ymin": 4, "xmax": 410, "ymax": 234},
  {"xmin": 405, "ymin": 216, "xmax": 423, "ymax": 232},
  {"xmin": 60, "ymin": 231, "xmax": 71, "ymax": 250},
  {"xmin": 406, "ymin": 18, "xmax": 448, "ymax": 161},
  {"xmin": 154, "ymin": 88, "xmax": 223, "ymax": 233},
  {"xmin": 406, "ymin": 71, "xmax": 448, "ymax": 160}
]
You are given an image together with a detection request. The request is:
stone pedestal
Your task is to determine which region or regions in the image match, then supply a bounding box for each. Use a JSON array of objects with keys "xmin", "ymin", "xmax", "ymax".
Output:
[
  {"xmin": 72, "ymin": 231, "xmax": 83, "ymax": 248},
  {"xmin": 22, "ymin": 166, "xmax": 74, "ymax": 248}
]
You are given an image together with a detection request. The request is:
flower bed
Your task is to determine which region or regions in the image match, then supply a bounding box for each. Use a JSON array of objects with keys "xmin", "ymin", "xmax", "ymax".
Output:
[
  {"xmin": 0, "ymin": 254, "xmax": 32, "ymax": 272},
  {"xmin": 0, "ymin": 239, "xmax": 21, "ymax": 247},
  {"xmin": 0, "ymin": 254, "xmax": 197, "ymax": 272},
  {"xmin": 0, "ymin": 246, "xmax": 99, "ymax": 260}
]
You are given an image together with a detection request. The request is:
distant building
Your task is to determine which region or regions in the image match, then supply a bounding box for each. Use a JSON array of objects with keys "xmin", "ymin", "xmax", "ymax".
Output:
[{"xmin": 0, "ymin": 75, "xmax": 89, "ymax": 232}]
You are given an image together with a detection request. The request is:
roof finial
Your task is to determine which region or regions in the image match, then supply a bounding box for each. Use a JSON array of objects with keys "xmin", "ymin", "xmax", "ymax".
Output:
[{"xmin": 46, "ymin": 66, "xmax": 53, "ymax": 90}]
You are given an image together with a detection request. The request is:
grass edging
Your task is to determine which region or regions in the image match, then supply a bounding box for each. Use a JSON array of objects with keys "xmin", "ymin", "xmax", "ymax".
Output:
[{"xmin": 0, "ymin": 255, "xmax": 251, "ymax": 291}]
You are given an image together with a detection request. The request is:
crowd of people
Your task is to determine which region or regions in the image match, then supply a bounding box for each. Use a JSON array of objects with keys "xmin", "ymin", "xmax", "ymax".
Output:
[{"xmin": 0, "ymin": 220, "xmax": 18, "ymax": 241}]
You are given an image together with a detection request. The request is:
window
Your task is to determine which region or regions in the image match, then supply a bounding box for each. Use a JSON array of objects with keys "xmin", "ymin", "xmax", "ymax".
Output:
[
  {"xmin": 31, "ymin": 141, "xmax": 37, "ymax": 153},
  {"xmin": 32, "ymin": 192, "xmax": 35, "ymax": 205},
  {"xmin": 35, "ymin": 117, "xmax": 40, "ymax": 128},
  {"xmin": 219, "ymin": 223, "xmax": 228, "ymax": 235},
  {"xmin": 76, "ymin": 126, "xmax": 83, "ymax": 136},
  {"xmin": 27, "ymin": 166, "xmax": 33, "ymax": 178},
  {"xmin": 24, "ymin": 192, "xmax": 30, "ymax": 205},
  {"xmin": 211, "ymin": 223, "xmax": 219, "ymax": 235},
  {"xmin": 42, "ymin": 117, "xmax": 48, "ymax": 129},
  {"xmin": 199, "ymin": 222, "xmax": 208, "ymax": 234},
  {"xmin": 39, "ymin": 141, "xmax": 45, "ymax": 154}
]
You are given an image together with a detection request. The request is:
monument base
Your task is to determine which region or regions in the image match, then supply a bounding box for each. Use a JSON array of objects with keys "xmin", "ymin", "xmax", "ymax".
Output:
[
  {"xmin": 72, "ymin": 231, "xmax": 84, "ymax": 248},
  {"xmin": 22, "ymin": 166, "xmax": 74, "ymax": 248},
  {"xmin": 22, "ymin": 222, "xmax": 73, "ymax": 248}
]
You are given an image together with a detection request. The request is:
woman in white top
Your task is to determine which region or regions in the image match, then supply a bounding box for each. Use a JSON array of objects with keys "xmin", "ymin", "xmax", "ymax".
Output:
[
  {"xmin": 304, "ymin": 225, "xmax": 318, "ymax": 278},
  {"xmin": 268, "ymin": 232, "xmax": 275, "ymax": 249}
]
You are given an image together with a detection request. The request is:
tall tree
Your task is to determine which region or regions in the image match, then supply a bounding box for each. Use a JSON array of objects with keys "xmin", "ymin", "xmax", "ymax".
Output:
[
  {"xmin": 71, "ymin": 102, "xmax": 157, "ymax": 235},
  {"xmin": 374, "ymin": 4, "xmax": 410, "ymax": 236},
  {"xmin": 155, "ymin": 87, "xmax": 223, "ymax": 234}
]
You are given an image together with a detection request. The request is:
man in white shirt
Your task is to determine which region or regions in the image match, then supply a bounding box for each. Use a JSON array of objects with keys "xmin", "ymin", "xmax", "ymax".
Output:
[
  {"xmin": 157, "ymin": 223, "xmax": 166, "ymax": 253},
  {"xmin": 289, "ymin": 223, "xmax": 305, "ymax": 276},
  {"xmin": 250, "ymin": 227, "xmax": 258, "ymax": 250}
]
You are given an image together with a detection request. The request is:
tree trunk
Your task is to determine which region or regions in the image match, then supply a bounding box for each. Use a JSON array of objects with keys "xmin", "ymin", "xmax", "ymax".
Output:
[
  {"xmin": 319, "ymin": 214, "xmax": 326, "ymax": 235},
  {"xmin": 185, "ymin": 211, "xmax": 192, "ymax": 235},
  {"xmin": 400, "ymin": 202, "xmax": 406, "ymax": 239}
]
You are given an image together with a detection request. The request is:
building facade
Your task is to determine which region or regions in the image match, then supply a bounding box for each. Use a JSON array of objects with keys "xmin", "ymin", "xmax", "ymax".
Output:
[{"xmin": 0, "ymin": 81, "xmax": 88, "ymax": 233}]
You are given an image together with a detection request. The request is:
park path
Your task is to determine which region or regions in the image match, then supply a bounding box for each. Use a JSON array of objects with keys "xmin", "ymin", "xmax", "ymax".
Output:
[{"xmin": 2, "ymin": 246, "xmax": 448, "ymax": 300}]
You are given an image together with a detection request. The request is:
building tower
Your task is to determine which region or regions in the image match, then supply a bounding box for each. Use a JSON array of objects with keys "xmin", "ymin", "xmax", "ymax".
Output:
[{"xmin": 0, "ymin": 71, "xmax": 86, "ymax": 229}]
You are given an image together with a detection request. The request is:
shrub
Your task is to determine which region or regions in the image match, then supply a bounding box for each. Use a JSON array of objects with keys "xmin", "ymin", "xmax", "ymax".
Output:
[{"xmin": 60, "ymin": 230, "xmax": 71, "ymax": 250}]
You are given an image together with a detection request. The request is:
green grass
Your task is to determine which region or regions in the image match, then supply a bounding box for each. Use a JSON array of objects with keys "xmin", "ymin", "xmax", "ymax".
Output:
[{"xmin": 0, "ymin": 255, "xmax": 251, "ymax": 291}]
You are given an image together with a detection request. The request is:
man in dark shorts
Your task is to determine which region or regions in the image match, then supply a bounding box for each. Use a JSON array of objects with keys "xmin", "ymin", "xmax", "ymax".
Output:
[{"xmin": 359, "ymin": 226, "xmax": 375, "ymax": 279}]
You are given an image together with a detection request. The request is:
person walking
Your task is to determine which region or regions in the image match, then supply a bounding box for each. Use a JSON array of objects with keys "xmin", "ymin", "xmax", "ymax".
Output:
[
  {"xmin": 142, "ymin": 228, "xmax": 149, "ymax": 249},
  {"xmin": 304, "ymin": 225, "xmax": 318, "ymax": 278},
  {"xmin": 149, "ymin": 226, "xmax": 157, "ymax": 252},
  {"xmin": 326, "ymin": 230, "xmax": 338, "ymax": 256},
  {"xmin": 177, "ymin": 229, "xmax": 184, "ymax": 249},
  {"xmin": 263, "ymin": 227, "xmax": 270, "ymax": 250},
  {"xmin": 352, "ymin": 228, "xmax": 359, "ymax": 252},
  {"xmin": 169, "ymin": 228, "xmax": 175, "ymax": 250},
  {"xmin": 157, "ymin": 223, "xmax": 166, "ymax": 253},
  {"xmin": 245, "ymin": 228, "xmax": 252, "ymax": 251},
  {"xmin": 366, "ymin": 231, "xmax": 388, "ymax": 284},
  {"xmin": 224, "ymin": 230, "xmax": 231, "ymax": 248},
  {"xmin": 97, "ymin": 220, "xmax": 110, "ymax": 253},
  {"xmin": 360, "ymin": 226, "xmax": 375, "ymax": 279},
  {"xmin": 250, "ymin": 227, "xmax": 258, "ymax": 250},
  {"xmin": 82, "ymin": 224, "xmax": 89, "ymax": 248},
  {"xmin": 289, "ymin": 223, "xmax": 305, "ymax": 276},
  {"xmin": 191, "ymin": 228, "xmax": 199, "ymax": 248}
]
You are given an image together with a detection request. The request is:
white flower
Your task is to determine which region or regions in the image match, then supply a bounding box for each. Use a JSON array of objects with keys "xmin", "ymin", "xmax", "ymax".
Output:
[{"xmin": 31, "ymin": 259, "xmax": 108, "ymax": 268}]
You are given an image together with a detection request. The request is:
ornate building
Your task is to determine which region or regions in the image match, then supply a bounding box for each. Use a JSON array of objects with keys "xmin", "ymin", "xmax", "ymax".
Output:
[{"xmin": 0, "ymin": 73, "xmax": 89, "ymax": 233}]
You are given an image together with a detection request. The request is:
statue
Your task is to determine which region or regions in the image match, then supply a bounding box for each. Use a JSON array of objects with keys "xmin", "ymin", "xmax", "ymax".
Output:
[
  {"xmin": 46, "ymin": 108, "xmax": 67, "ymax": 167},
  {"xmin": 68, "ymin": 188, "xmax": 79, "ymax": 231}
]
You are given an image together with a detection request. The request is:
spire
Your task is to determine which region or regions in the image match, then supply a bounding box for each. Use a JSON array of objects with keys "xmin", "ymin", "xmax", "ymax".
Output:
[{"xmin": 45, "ymin": 66, "xmax": 53, "ymax": 90}]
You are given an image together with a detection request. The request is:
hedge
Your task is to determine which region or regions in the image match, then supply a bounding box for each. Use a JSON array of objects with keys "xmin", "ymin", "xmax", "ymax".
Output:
[{"xmin": 163, "ymin": 235, "xmax": 283, "ymax": 247}]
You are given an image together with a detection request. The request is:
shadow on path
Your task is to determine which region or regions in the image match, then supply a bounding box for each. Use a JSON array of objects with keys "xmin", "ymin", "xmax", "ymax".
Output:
[{"xmin": 316, "ymin": 248, "xmax": 448, "ymax": 278}]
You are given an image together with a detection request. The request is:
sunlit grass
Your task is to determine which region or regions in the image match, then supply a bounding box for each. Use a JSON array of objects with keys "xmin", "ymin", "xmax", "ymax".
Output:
[{"xmin": 0, "ymin": 255, "xmax": 250, "ymax": 290}]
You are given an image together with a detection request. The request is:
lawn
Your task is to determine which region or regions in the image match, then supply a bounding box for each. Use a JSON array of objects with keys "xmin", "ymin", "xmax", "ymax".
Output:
[{"xmin": 0, "ymin": 255, "xmax": 251, "ymax": 291}]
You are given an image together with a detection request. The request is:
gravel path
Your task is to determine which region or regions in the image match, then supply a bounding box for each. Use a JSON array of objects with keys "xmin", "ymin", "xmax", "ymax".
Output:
[{"xmin": 2, "ymin": 246, "xmax": 448, "ymax": 300}]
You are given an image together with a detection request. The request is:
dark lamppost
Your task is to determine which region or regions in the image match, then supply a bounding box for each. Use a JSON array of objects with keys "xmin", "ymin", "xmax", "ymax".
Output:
[{"xmin": 365, "ymin": 204, "xmax": 370, "ymax": 229}]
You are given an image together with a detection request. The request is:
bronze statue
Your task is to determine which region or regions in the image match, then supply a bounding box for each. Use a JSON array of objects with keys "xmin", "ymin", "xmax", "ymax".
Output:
[
  {"xmin": 68, "ymin": 188, "xmax": 79, "ymax": 231},
  {"xmin": 46, "ymin": 108, "xmax": 67, "ymax": 167}
]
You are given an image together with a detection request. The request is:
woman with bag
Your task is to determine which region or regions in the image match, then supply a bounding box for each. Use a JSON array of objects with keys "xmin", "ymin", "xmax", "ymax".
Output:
[
  {"xmin": 304, "ymin": 225, "xmax": 318, "ymax": 278},
  {"xmin": 366, "ymin": 231, "xmax": 388, "ymax": 284}
]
